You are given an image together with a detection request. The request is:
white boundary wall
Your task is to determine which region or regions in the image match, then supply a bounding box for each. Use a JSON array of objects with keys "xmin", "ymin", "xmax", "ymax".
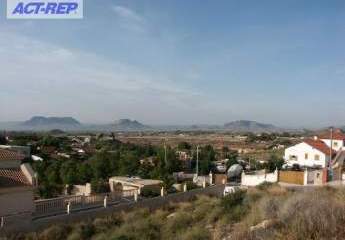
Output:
[{"xmin": 241, "ymin": 170, "xmax": 278, "ymax": 186}]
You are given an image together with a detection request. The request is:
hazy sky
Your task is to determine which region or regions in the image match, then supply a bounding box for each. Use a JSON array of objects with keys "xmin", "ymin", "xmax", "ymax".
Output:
[{"xmin": 1, "ymin": 0, "xmax": 345, "ymax": 127}]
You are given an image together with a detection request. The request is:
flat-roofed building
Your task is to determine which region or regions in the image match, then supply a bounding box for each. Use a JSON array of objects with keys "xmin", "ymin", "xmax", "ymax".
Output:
[{"xmin": 109, "ymin": 176, "xmax": 162, "ymax": 194}]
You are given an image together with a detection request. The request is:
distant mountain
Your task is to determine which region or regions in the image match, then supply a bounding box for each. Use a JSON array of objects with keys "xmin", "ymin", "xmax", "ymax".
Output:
[
  {"xmin": 23, "ymin": 116, "xmax": 80, "ymax": 127},
  {"xmin": 14, "ymin": 116, "xmax": 82, "ymax": 131},
  {"xmin": 223, "ymin": 120, "xmax": 279, "ymax": 133},
  {"xmin": 112, "ymin": 119, "xmax": 150, "ymax": 130}
]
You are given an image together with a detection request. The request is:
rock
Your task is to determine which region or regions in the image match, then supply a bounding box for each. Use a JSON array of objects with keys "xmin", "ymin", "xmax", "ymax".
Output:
[
  {"xmin": 250, "ymin": 219, "xmax": 276, "ymax": 232},
  {"xmin": 167, "ymin": 213, "xmax": 176, "ymax": 219}
]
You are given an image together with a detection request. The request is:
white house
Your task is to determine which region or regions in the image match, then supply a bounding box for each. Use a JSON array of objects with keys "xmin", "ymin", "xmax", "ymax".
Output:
[{"xmin": 284, "ymin": 129, "xmax": 345, "ymax": 168}]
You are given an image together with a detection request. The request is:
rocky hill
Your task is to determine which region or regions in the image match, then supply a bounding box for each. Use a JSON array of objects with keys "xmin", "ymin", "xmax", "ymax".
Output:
[
  {"xmin": 224, "ymin": 120, "xmax": 279, "ymax": 132},
  {"xmin": 23, "ymin": 116, "xmax": 80, "ymax": 126},
  {"xmin": 113, "ymin": 119, "xmax": 150, "ymax": 131},
  {"xmin": 20, "ymin": 116, "xmax": 81, "ymax": 130}
]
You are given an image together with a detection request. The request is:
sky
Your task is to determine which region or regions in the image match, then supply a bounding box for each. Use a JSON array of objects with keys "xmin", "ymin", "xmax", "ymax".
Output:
[{"xmin": 1, "ymin": 0, "xmax": 345, "ymax": 128}]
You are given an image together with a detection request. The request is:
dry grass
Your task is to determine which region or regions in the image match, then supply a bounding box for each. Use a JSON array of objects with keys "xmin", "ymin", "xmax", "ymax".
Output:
[{"xmin": 277, "ymin": 188, "xmax": 345, "ymax": 240}]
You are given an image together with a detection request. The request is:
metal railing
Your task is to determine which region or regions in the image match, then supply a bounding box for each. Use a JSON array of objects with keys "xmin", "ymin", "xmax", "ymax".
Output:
[{"xmin": 34, "ymin": 190, "xmax": 136, "ymax": 218}]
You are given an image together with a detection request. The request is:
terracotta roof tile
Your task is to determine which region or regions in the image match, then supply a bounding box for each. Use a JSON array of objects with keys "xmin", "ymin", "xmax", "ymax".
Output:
[
  {"xmin": 304, "ymin": 139, "xmax": 336, "ymax": 155},
  {"xmin": 0, "ymin": 149, "xmax": 25, "ymax": 162},
  {"xmin": 40, "ymin": 146, "xmax": 56, "ymax": 154},
  {"xmin": 318, "ymin": 129, "xmax": 345, "ymax": 141},
  {"xmin": 0, "ymin": 168, "xmax": 30, "ymax": 187}
]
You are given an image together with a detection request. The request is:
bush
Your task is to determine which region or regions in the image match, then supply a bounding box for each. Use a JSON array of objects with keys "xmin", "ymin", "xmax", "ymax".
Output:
[
  {"xmin": 259, "ymin": 196, "xmax": 280, "ymax": 219},
  {"xmin": 221, "ymin": 190, "xmax": 246, "ymax": 212},
  {"xmin": 192, "ymin": 196, "xmax": 220, "ymax": 223},
  {"xmin": 165, "ymin": 211, "xmax": 193, "ymax": 233},
  {"xmin": 221, "ymin": 190, "xmax": 248, "ymax": 222},
  {"xmin": 256, "ymin": 181, "xmax": 274, "ymax": 191},
  {"xmin": 185, "ymin": 181, "xmax": 198, "ymax": 190},
  {"xmin": 91, "ymin": 179, "xmax": 110, "ymax": 193},
  {"xmin": 278, "ymin": 190, "xmax": 345, "ymax": 239},
  {"xmin": 93, "ymin": 215, "xmax": 122, "ymax": 233},
  {"xmin": 140, "ymin": 188, "xmax": 160, "ymax": 198},
  {"xmin": 76, "ymin": 223, "xmax": 95, "ymax": 239},
  {"xmin": 39, "ymin": 224, "xmax": 71, "ymax": 240},
  {"xmin": 180, "ymin": 225, "xmax": 210, "ymax": 240}
]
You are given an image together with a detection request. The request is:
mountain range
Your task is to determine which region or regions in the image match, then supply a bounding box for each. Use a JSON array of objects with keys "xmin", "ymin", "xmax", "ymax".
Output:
[{"xmin": 0, "ymin": 116, "xmax": 296, "ymax": 132}]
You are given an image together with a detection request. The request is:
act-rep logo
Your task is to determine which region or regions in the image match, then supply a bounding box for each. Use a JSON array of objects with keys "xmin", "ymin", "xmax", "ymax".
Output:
[{"xmin": 7, "ymin": 0, "xmax": 83, "ymax": 19}]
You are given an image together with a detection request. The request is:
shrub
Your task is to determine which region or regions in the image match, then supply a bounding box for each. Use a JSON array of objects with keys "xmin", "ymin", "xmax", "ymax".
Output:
[
  {"xmin": 221, "ymin": 190, "xmax": 248, "ymax": 222},
  {"xmin": 278, "ymin": 190, "xmax": 345, "ymax": 239},
  {"xmin": 66, "ymin": 231, "xmax": 81, "ymax": 240},
  {"xmin": 108, "ymin": 209, "xmax": 162, "ymax": 240},
  {"xmin": 180, "ymin": 225, "xmax": 210, "ymax": 240},
  {"xmin": 185, "ymin": 181, "xmax": 198, "ymax": 190},
  {"xmin": 140, "ymin": 188, "xmax": 160, "ymax": 198},
  {"xmin": 91, "ymin": 179, "xmax": 110, "ymax": 193},
  {"xmin": 192, "ymin": 196, "xmax": 219, "ymax": 223},
  {"xmin": 165, "ymin": 211, "xmax": 193, "ymax": 233},
  {"xmin": 74, "ymin": 222, "xmax": 95, "ymax": 239},
  {"xmin": 256, "ymin": 181, "xmax": 274, "ymax": 191},
  {"xmin": 259, "ymin": 196, "xmax": 280, "ymax": 219},
  {"xmin": 38, "ymin": 224, "xmax": 71, "ymax": 240},
  {"xmin": 92, "ymin": 215, "xmax": 122, "ymax": 233},
  {"xmin": 221, "ymin": 190, "xmax": 246, "ymax": 212}
]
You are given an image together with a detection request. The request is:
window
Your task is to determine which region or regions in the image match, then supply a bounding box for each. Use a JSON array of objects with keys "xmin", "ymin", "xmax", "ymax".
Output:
[
  {"xmin": 334, "ymin": 142, "xmax": 338, "ymax": 147},
  {"xmin": 305, "ymin": 153, "xmax": 308, "ymax": 160},
  {"xmin": 289, "ymin": 155, "xmax": 297, "ymax": 160},
  {"xmin": 315, "ymin": 154, "xmax": 320, "ymax": 161}
]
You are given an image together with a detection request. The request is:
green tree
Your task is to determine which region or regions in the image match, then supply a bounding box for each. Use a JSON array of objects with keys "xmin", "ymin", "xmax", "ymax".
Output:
[
  {"xmin": 156, "ymin": 146, "xmax": 181, "ymax": 176},
  {"xmin": 90, "ymin": 151, "xmax": 112, "ymax": 179},
  {"xmin": 60, "ymin": 160, "xmax": 78, "ymax": 185},
  {"xmin": 198, "ymin": 145, "xmax": 215, "ymax": 175},
  {"xmin": 137, "ymin": 162, "xmax": 153, "ymax": 179},
  {"xmin": 0, "ymin": 135, "xmax": 7, "ymax": 145},
  {"xmin": 77, "ymin": 163, "xmax": 93, "ymax": 184},
  {"xmin": 118, "ymin": 152, "xmax": 139, "ymax": 176},
  {"xmin": 40, "ymin": 135, "xmax": 61, "ymax": 147},
  {"xmin": 177, "ymin": 142, "xmax": 191, "ymax": 150},
  {"xmin": 264, "ymin": 154, "xmax": 285, "ymax": 172},
  {"xmin": 225, "ymin": 149, "xmax": 239, "ymax": 168}
]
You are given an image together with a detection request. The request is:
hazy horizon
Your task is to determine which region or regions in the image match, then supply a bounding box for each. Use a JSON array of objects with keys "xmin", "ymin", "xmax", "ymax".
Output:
[
  {"xmin": 0, "ymin": 115, "xmax": 341, "ymax": 129},
  {"xmin": 1, "ymin": 1, "xmax": 345, "ymax": 128}
]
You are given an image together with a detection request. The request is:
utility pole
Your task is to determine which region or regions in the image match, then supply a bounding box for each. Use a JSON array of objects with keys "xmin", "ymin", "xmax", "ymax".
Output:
[
  {"xmin": 196, "ymin": 145, "xmax": 199, "ymax": 176},
  {"xmin": 164, "ymin": 141, "xmax": 167, "ymax": 165},
  {"xmin": 329, "ymin": 127, "xmax": 334, "ymax": 181}
]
